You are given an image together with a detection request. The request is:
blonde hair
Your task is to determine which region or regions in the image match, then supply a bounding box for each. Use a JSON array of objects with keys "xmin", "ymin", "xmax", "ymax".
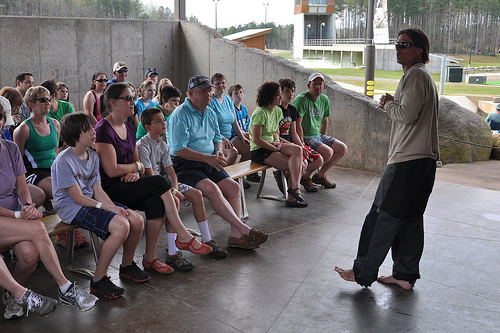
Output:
[
  {"xmin": 154, "ymin": 78, "xmax": 173, "ymax": 103},
  {"xmin": 24, "ymin": 86, "xmax": 50, "ymax": 111}
]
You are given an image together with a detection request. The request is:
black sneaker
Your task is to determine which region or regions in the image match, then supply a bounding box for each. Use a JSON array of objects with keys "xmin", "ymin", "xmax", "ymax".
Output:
[
  {"xmin": 119, "ymin": 262, "xmax": 151, "ymax": 282},
  {"xmin": 246, "ymin": 172, "xmax": 261, "ymax": 182},
  {"xmin": 90, "ymin": 276, "xmax": 125, "ymax": 299},
  {"xmin": 165, "ymin": 251, "xmax": 195, "ymax": 271},
  {"xmin": 204, "ymin": 239, "xmax": 228, "ymax": 258},
  {"xmin": 273, "ymin": 170, "xmax": 285, "ymax": 194},
  {"xmin": 58, "ymin": 282, "xmax": 98, "ymax": 312},
  {"xmin": 16, "ymin": 289, "xmax": 58, "ymax": 317}
]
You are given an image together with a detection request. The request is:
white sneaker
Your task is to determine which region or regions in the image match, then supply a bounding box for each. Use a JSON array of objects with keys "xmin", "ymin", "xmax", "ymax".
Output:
[{"xmin": 58, "ymin": 282, "xmax": 98, "ymax": 312}]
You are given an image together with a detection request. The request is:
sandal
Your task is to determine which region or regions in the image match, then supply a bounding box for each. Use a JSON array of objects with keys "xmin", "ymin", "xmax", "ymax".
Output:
[
  {"xmin": 175, "ymin": 236, "xmax": 212, "ymax": 255},
  {"xmin": 312, "ymin": 174, "xmax": 336, "ymax": 189},
  {"xmin": 142, "ymin": 257, "xmax": 175, "ymax": 275},
  {"xmin": 287, "ymin": 187, "xmax": 306, "ymax": 202}
]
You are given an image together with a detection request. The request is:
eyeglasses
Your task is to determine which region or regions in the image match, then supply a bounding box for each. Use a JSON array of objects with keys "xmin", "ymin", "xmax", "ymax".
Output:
[
  {"xmin": 34, "ymin": 97, "xmax": 51, "ymax": 103},
  {"xmin": 115, "ymin": 95, "xmax": 136, "ymax": 102},
  {"xmin": 395, "ymin": 42, "xmax": 415, "ymax": 49},
  {"xmin": 95, "ymin": 79, "xmax": 107, "ymax": 83},
  {"xmin": 117, "ymin": 69, "xmax": 128, "ymax": 74}
]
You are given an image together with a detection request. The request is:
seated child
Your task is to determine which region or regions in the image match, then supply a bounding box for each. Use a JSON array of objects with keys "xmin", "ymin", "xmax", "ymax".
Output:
[
  {"xmin": 52, "ymin": 113, "xmax": 150, "ymax": 299},
  {"xmin": 137, "ymin": 108, "xmax": 228, "ymax": 267},
  {"xmin": 228, "ymin": 84, "xmax": 258, "ymax": 185},
  {"xmin": 278, "ymin": 78, "xmax": 323, "ymax": 193}
]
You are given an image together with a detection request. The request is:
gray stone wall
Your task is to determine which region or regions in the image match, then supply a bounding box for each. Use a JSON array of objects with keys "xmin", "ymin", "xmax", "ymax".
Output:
[{"xmin": 1, "ymin": 17, "xmax": 396, "ymax": 173}]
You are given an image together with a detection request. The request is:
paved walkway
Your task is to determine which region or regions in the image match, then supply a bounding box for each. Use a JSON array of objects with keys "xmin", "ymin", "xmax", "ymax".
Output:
[{"xmin": 2, "ymin": 161, "xmax": 499, "ymax": 332}]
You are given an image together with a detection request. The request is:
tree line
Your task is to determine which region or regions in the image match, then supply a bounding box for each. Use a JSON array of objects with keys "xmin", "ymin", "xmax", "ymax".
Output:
[{"xmin": 336, "ymin": 0, "xmax": 500, "ymax": 55}]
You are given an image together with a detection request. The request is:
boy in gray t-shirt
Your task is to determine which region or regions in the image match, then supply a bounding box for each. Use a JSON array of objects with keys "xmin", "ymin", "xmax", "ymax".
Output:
[
  {"xmin": 137, "ymin": 108, "xmax": 228, "ymax": 266},
  {"xmin": 52, "ymin": 113, "xmax": 150, "ymax": 299}
]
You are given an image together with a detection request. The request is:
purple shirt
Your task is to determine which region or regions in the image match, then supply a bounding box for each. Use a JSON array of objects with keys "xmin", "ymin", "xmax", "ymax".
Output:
[
  {"xmin": 95, "ymin": 119, "xmax": 136, "ymax": 187},
  {"xmin": 0, "ymin": 140, "xmax": 26, "ymax": 209}
]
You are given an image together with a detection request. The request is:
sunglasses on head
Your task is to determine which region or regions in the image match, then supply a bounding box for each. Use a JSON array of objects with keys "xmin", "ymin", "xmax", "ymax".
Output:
[
  {"xmin": 115, "ymin": 95, "xmax": 135, "ymax": 102},
  {"xmin": 95, "ymin": 78, "xmax": 107, "ymax": 83},
  {"xmin": 395, "ymin": 42, "xmax": 415, "ymax": 49},
  {"xmin": 117, "ymin": 69, "xmax": 128, "ymax": 74},
  {"xmin": 34, "ymin": 97, "xmax": 51, "ymax": 103}
]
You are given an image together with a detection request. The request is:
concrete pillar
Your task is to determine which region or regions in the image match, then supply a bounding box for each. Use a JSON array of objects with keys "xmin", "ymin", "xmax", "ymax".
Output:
[{"xmin": 174, "ymin": 0, "xmax": 186, "ymax": 20}]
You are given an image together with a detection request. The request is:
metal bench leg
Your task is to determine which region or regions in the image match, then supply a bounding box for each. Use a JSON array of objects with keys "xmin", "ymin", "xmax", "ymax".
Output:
[
  {"xmin": 257, "ymin": 168, "xmax": 286, "ymax": 202},
  {"xmin": 238, "ymin": 177, "xmax": 249, "ymax": 219},
  {"xmin": 65, "ymin": 229, "xmax": 97, "ymax": 279},
  {"xmin": 63, "ymin": 229, "xmax": 75, "ymax": 267}
]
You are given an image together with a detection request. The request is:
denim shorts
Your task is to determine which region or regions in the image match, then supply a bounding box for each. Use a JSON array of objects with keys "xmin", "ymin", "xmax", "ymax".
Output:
[{"xmin": 71, "ymin": 202, "xmax": 128, "ymax": 240}]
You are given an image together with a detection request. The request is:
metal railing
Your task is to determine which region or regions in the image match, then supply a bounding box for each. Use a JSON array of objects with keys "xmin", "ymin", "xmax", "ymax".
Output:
[{"xmin": 304, "ymin": 38, "xmax": 396, "ymax": 46}]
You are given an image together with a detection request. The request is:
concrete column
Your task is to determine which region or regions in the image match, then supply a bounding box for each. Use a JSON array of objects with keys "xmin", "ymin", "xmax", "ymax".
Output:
[{"xmin": 174, "ymin": 0, "xmax": 186, "ymax": 20}]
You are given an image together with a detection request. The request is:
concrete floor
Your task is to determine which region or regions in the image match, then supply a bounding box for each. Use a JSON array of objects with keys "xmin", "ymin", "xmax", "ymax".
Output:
[{"xmin": 1, "ymin": 161, "xmax": 500, "ymax": 333}]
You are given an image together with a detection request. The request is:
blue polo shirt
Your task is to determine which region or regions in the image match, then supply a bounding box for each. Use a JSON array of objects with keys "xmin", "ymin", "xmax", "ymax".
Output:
[{"xmin": 167, "ymin": 97, "xmax": 222, "ymax": 156}]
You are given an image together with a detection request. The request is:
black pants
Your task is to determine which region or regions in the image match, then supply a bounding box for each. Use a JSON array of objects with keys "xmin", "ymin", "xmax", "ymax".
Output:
[{"xmin": 353, "ymin": 158, "xmax": 436, "ymax": 287}]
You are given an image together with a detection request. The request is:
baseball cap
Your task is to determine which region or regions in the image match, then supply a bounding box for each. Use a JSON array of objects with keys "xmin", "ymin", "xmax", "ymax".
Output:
[
  {"xmin": 0, "ymin": 96, "xmax": 14, "ymax": 126},
  {"xmin": 496, "ymin": 103, "xmax": 500, "ymax": 111},
  {"xmin": 308, "ymin": 72, "xmax": 325, "ymax": 83},
  {"xmin": 113, "ymin": 61, "xmax": 127, "ymax": 72},
  {"xmin": 145, "ymin": 68, "xmax": 158, "ymax": 77},
  {"xmin": 188, "ymin": 75, "xmax": 214, "ymax": 90}
]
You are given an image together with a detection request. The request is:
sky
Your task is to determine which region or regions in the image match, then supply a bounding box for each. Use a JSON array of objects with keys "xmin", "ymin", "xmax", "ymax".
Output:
[{"xmin": 142, "ymin": 0, "xmax": 296, "ymax": 29}]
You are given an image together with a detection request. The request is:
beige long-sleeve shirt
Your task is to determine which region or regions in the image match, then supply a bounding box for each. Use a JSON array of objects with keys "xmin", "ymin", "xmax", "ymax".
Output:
[{"xmin": 384, "ymin": 63, "xmax": 440, "ymax": 164}]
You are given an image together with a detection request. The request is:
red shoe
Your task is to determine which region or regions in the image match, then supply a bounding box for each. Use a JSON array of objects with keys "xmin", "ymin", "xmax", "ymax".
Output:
[
  {"xmin": 142, "ymin": 257, "xmax": 175, "ymax": 275},
  {"xmin": 175, "ymin": 236, "xmax": 212, "ymax": 255},
  {"xmin": 74, "ymin": 230, "xmax": 90, "ymax": 248}
]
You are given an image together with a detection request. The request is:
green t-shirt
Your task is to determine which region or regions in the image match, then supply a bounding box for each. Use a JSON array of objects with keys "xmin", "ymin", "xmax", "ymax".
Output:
[
  {"xmin": 293, "ymin": 91, "xmax": 331, "ymax": 138},
  {"xmin": 46, "ymin": 100, "xmax": 74, "ymax": 122},
  {"xmin": 249, "ymin": 106, "xmax": 283, "ymax": 151}
]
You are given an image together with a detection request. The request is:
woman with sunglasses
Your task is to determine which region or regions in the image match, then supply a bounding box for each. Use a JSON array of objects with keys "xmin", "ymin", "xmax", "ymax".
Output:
[
  {"xmin": 95, "ymin": 83, "xmax": 212, "ymax": 276},
  {"xmin": 83, "ymin": 71, "xmax": 108, "ymax": 123},
  {"xmin": 13, "ymin": 86, "xmax": 60, "ymax": 206}
]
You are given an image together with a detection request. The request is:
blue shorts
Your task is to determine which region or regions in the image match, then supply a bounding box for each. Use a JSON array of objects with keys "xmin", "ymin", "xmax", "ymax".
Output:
[
  {"xmin": 71, "ymin": 202, "xmax": 128, "ymax": 241},
  {"xmin": 171, "ymin": 157, "xmax": 230, "ymax": 187},
  {"xmin": 304, "ymin": 134, "xmax": 337, "ymax": 150}
]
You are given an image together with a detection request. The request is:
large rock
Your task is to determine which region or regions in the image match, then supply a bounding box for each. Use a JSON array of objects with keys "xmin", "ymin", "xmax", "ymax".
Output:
[
  {"xmin": 439, "ymin": 97, "xmax": 492, "ymax": 164},
  {"xmin": 491, "ymin": 133, "xmax": 500, "ymax": 160}
]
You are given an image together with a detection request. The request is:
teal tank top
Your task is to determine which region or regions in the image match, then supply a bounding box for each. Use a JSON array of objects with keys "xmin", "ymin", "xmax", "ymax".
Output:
[{"xmin": 24, "ymin": 118, "xmax": 58, "ymax": 169}]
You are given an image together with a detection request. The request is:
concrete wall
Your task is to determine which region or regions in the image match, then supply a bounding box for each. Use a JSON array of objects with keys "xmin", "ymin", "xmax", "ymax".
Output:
[
  {"xmin": 0, "ymin": 17, "xmax": 392, "ymax": 173},
  {"xmin": 0, "ymin": 16, "xmax": 180, "ymax": 111}
]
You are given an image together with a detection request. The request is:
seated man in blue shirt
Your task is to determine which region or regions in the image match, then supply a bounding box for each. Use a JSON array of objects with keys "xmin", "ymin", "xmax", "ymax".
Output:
[
  {"xmin": 168, "ymin": 75, "xmax": 268, "ymax": 251},
  {"xmin": 485, "ymin": 104, "xmax": 500, "ymax": 131}
]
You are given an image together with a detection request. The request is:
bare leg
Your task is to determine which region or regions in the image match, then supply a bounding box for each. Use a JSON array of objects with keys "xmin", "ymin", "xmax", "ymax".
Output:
[
  {"xmin": 377, "ymin": 275, "xmax": 414, "ymax": 290},
  {"xmin": 196, "ymin": 178, "xmax": 250, "ymax": 238},
  {"xmin": 144, "ymin": 217, "xmax": 164, "ymax": 263},
  {"xmin": 223, "ymin": 146, "xmax": 238, "ymax": 166},
  {"xmin": 232, "ymin": 134, "xmax": 251, "ymax": 161},
  {"xmin": 0, "ymin": 259, "xmax": 27, "ymax": 300},
  {"xmin": 303, "ymin": 155, "xmax": 324, "ymax": 179},
  {"xmin": 37, "ymin": 177, "xmax": 53, "ymax": 199},
  {"xmin": 121, "ymin": 210, "xmax": 144, "ymax": 265},
  {"xmin": 11, "ymin": 241, "xmax": 39, "ymax": 284},
  {"xmin": 0, "ymin": 219, "xmax": 68, "ymax": 287},
  {"xmin": 183, "ymin": 188, "xmax": 207, "ymax": 222},
  {"xmin": 27, "ymin": 184, "xmax": 46, "ymax": 208},
  {"xmin": 334, "ymin": 266, "xmax": 356, "ymax": 282},
  {"xmin": 316, "ymin": 141, "xmax": 348, "ymax": 178}
]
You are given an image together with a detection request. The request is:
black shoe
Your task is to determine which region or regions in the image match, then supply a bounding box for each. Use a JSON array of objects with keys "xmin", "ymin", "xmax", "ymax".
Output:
[
  {"xmin": 242, "ymin": 178, "xmax": 251, "ymax": 189},
  {"xmin": 285, "ymin": 200, "xmax": 309, "ymax": 208},
  {"xmin": 204, "ymin": 240, "xmax": 228, "ymax": 258},
  {"xmin": 119, "ymin": 262, "xmax": 151, "ymax": 282},
  {"xmin": 90, "ymin": 276, "xmax": 125, "ymax": 299},
  {"xmin": 273, "ymin": 170, "xmax": 285, "ymax": 194},
  {"xmin": 165, "ymin": 251, "xmax": 195, "ymax": 271},
  {"xmin": 246, "ymin": 172, "xmax": 261, "ymax": 182}
]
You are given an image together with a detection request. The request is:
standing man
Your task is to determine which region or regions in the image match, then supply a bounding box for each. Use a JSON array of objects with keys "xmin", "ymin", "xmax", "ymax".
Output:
[
  {"xmin": 485, "ymin": 104, "xmax": 500, "ymax": 130},
  {"xmin": 15, "ymin": 72, "xmax": 34, "ymax": 120},
  {"xmin": 293, "ymin": 72, "xmax": 347, "ymax": 189},
  {"xmin": 144, "ymin": 68, "xmax": 159, "ymax": 85},
  {"xmin": 107, "ymin": 61, "xmax": 129, "ymax": 85},
  {"xmin": 167, "ymin": 75, "xmax": 268, "ymax": 251},
  {"xmin": 335, "ymin": 26, "xmax": 439, "ymax": 290}
]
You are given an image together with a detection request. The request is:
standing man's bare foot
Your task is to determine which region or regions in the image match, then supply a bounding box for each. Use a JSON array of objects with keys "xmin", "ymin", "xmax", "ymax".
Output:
[
  {"xmin": 334, "ymin": 266, "xmax": 356, "ymax": 282},
  {"xmin": 377, "ymin": 275, "xmax": 413, "ymax": 290}
]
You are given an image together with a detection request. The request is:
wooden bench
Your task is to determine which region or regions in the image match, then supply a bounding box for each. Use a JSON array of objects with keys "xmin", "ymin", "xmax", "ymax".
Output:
[
  {"xmin": 1, "ymin": 214, "xmax": 100, "ymax": 278},
  {"xmin": 225, "ymin": 160, "xmax": 287, "ymax": 219}
]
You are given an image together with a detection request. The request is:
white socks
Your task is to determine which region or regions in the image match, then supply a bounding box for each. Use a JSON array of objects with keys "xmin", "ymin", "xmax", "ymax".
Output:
[
  {"xmin": 197, "ymin": 221, "xmax": 211, "ymax": 243},
  {"xmin": 167, "ymin": 232, "xmax": 179, "ymax": 255},
  {"xmin": 59, "ymin": 280, "xmax": 72, "ymax": 294}
]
